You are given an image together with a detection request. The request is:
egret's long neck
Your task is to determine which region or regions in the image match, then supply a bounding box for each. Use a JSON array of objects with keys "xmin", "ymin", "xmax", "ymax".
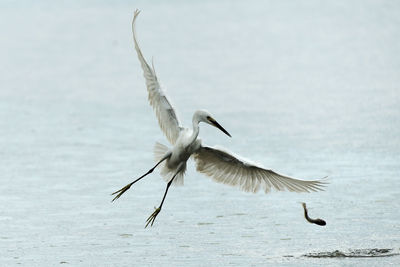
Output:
[{"xmin": 189, "ymin": 114, "xmax": 200, "ymax": 144}]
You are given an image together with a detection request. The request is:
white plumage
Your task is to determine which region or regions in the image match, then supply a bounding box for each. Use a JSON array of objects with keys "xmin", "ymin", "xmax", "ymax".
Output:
[
  {"xmin": 132, "ymin": 11, "xmax": 182, "ymax": 145},
  {"xmin": 194, "ymin": 146, "xmax": 325, "ymax": 193},
  {"xmin": 112, "ymin": 10, "xmax": 327, "ymax": 227}
]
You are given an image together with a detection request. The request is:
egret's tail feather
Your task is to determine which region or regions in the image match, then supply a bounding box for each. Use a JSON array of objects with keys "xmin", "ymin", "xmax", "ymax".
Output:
[
  {"xmin": 153, "ymin": 142, "xmax": 185, "ymax": 186},
  {"xmin": 169, "ymin": 170, "xmax": 185, "ymax": 186},
  {"xmin": 154, "ymin": 142, "xmax": 169, "ymax": 162}
]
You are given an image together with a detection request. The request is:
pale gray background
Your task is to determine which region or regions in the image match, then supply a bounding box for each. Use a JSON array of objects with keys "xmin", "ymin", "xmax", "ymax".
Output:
[{"xmin": 1, "ymin": 0, "xmax": 399, "ymax": 266}]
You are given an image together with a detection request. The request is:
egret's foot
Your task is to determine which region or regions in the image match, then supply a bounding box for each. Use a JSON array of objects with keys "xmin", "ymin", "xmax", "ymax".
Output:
[
  {"xmin": 111, "ymin": 183, "xmax": 133, "ymax": 202},
  {"xmin": 145, "ymin": 207, "xmax": 161, "ymax": 228}
]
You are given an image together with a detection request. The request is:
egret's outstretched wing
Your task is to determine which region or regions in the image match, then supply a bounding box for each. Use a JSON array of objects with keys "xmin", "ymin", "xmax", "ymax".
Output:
[
  {"xmin": 194, "ymin": 146, "xmax": 326, "ymax": 193},
  {"xmin": 132, "ymin": 10, "xmax": 182, "ymax": 144}
]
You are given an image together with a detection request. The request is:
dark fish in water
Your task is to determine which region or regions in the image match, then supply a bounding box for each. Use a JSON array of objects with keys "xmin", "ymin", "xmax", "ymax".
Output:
[{"xmin": 301, "ymin": 202, "xmax": 326, "ymax": 226}]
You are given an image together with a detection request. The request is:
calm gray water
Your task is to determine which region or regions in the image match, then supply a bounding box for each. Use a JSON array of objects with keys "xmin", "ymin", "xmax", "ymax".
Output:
[{"xmin": 1, "ymin": 0, "xmax": 399, "ymax": 266}]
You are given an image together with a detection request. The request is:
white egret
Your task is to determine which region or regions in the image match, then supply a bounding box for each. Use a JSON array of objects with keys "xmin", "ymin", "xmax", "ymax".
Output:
[{"xmin": 112, "ymin": 10, "xmax": 327, "ymax": 227}]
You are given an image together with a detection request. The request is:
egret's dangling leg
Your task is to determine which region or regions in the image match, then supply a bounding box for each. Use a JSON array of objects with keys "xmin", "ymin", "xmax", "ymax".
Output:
[
  {"xmin": 145, "ymin": 165, "xmax": 183, "ymax": 228},
  {"xmin": 111, "ymin": 152, "xmax": 171, "ymax": 202}
]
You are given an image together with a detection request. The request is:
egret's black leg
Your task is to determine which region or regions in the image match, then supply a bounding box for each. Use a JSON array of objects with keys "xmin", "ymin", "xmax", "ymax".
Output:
[
  {"xmin": 145, "ymin": 174, "xmax": 176, "ymax": 228},
  {"xmin": 111, "ymin": 155, "xmax": 169, "ymax": 202}
]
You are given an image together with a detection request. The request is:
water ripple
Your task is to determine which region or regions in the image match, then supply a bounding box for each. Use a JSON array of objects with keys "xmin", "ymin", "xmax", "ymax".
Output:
[{"xmin": 303, "ymin": 248, "xmax": 399, "ymax": 258}]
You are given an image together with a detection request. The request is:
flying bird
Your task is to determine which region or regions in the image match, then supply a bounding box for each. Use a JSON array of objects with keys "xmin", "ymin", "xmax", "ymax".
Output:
[{"xmin": 112, "ymin": 10, "xmax": 327, "ymax": 227}]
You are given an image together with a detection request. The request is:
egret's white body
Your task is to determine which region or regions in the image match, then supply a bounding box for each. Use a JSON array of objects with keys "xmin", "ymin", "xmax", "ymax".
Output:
[
  {"xmin": 112, "ymin": 10, "xmax": 326, "ymax": 227},
  {"xmin": 154, "ymin": 111, "xmax": 213, "ymax": 187}
]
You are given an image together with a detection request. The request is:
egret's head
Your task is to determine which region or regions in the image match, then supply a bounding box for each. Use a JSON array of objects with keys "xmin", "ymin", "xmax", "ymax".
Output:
[{"xmin": 195, "ymin": 110, "xmax": 231, "ymax": 137}]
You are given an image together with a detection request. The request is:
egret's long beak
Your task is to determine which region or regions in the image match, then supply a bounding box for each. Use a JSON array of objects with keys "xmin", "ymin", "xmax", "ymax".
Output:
[{"xmin": 209, "ymin": 118, "xmax": 231, "ymax": 137}]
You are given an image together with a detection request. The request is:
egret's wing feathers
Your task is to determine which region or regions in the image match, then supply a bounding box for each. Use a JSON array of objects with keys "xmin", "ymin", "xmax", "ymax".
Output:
[
  {"xmin": 194, "ymin": 146, "xmax": 326, "ymax": 193},
  {"xmin": 132, "ymin": 10, "xmax": 182, "ymax": 144}
]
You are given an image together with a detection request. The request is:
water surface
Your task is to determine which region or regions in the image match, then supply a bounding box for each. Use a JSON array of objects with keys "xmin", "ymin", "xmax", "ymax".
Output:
[{"xmin": 1, "ymin": 0, "xmax": 399, "ymax": 266}]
